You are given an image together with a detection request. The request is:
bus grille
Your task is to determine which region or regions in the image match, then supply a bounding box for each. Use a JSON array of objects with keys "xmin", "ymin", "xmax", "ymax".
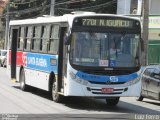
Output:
[
  {"xmin": 88, "ymin": 81, "xmax": 125, "ymax": 85},
  {"xmin": 82, "ymin": 70, "xmax": 132, "ymax": 76}
]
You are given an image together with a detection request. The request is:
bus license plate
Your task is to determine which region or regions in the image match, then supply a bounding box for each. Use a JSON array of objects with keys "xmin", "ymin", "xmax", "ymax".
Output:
[{"xmin": 102, "ymin": 88, "xmax": 114, "ymax": 93}]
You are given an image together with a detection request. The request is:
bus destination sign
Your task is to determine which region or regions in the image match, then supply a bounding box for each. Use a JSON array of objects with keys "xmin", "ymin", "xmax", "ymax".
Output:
[{"xmin": 81, "ymin": 18, "xmax": 133, "ymax": 28}]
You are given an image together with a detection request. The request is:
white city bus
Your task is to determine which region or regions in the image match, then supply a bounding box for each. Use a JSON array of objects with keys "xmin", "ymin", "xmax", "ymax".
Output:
[{"xmin": 8, "ymin": 12, "xmax": 142, "ymax": 105}]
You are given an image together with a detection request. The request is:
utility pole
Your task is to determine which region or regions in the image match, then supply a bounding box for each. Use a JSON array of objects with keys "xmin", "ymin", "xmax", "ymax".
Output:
[
  {"xmin": 142, "ymin": 0, "xmax": 149, "ymax": 66},
  {"xmin": 4, "ymin": 0, "xmax": 10, "ymax": 49},
  {"xmin": 50, "ymin": 0, "xmax": 55, "ymax": 16}
]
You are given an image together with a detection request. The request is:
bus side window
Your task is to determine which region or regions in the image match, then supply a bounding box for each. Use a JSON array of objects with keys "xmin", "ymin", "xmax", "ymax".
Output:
[
  {"xmin": 31, "ymin": 26, "xmax": 35, "ymax": 51},
  {"xmin": 40, "ymin": 25, "xmax": 50, "ymax": 53},
  {"xmin": 24, "ymin": 27, "xmax": 28, "ymax": 50},
  {"xmin": 48, "ymin": 25, "xmax": 60, "ymax": 54},
  {"xmin": 40, "ymin": 26, "xmax": 44, "ymax": 51},
  {"xmin": 24, "ymin": 26, "xmax": 32, "ymax": 51},
  {"xmin": 17, "ymin": 27, "xmax": 24, "ymax": 50},
  {"xmin": 31, "ymin": 26, "xmax": 41, "ymax": 52},
  {"xmin": 17, "ymin": 27, "xmax": 21, "ymax": 50}
]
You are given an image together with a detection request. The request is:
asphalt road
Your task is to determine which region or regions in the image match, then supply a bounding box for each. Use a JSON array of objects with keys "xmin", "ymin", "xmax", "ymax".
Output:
[{"xmin": 0, "ymin": 67, "xmax": 159, "ymax": 120}]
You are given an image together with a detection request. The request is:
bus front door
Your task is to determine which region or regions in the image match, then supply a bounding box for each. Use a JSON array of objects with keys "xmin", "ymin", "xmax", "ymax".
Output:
[
  {"xmin": 10, "ymin": 28, "xmax": 18, "ymax": 80},
  {"xmin": 58, "ymin": 27, "xmax": 68, "ymax": 92}
]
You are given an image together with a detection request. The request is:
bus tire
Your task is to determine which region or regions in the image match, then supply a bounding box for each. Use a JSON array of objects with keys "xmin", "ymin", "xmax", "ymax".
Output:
[
  {"xmin": 106, "ymin": 97, "xmax": 119, "ymax": 106},
  {"xmin": 19, "ymin": 69, "xmax": 29, "ymax": 91},
  {"xmin": 52, "ymin": 80, "xmax": 63, "ymax": 103}
]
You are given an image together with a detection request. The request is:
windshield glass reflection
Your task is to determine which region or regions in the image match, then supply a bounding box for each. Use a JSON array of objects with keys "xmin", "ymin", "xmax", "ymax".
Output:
[{"xmin": 70, "ymin": 32, "xmax": 140, "ymax": 68}]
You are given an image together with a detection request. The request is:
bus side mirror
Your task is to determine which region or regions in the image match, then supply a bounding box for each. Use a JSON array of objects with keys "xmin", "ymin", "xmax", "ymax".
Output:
[
  {"xmin": 64, "ymin": 33, "xmax": 71, "ymax": 45},
  {"xmin": 140, "ymin": 38, "xmax": 144, "ymax": 51}
]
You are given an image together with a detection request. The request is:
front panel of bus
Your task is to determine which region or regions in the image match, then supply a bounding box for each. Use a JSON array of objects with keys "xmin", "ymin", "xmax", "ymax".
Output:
[{"xmin": 65, "ymin": 16, "xmax": 141, "ymax": 97}]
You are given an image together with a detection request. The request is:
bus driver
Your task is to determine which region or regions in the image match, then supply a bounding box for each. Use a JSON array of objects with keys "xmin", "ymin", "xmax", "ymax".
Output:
[{"xmin": 110, "ymin": 42, "xmax": 117, "ymax": 60}]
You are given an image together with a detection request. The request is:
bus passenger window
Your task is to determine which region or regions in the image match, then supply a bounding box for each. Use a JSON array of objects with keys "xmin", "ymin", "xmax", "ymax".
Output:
[
  {"xmin": 24, "ymin": 26, "xmax": 32, "ymax": 51},
  {"xmin": 40, "ymin": 26, "xmax": 44, "ymax": 51},
  {"xmin": 24, "ymin": 27, "xmax": 28, "ymax": 50},
  {"xmin": 40, "ymin": 25, "xmax": 50, "ymax": 53},
  {"xmin": 48, "ymin": 25, "xmax": 59, "ymax": 54},
  {"xmin": 17, "ymin": 27, "xmax": 21, "ymax": 50},
  {"xmin": 31, "ymin": 26, "xmax": 41, "ymax": 52},
  {"xmin": 20, "ymin": 27, "xmax": 24, "ymax": 50},
  {"xmin": 31, "ymin": 27, "xmax": 35, "ymax": 50},
  {"xmin": 17, "ymin": 27, "xmax": 24, "ymax": 50}
]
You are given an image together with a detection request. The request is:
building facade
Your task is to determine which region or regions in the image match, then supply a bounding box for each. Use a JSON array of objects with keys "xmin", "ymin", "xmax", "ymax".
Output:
[
  {"xmin": 117, "ymin": 0, "xmax": 160, "ymax": 15},
  {"xmin": 117, "ymin": 0, "xmax": 160, "ymax": 64}
]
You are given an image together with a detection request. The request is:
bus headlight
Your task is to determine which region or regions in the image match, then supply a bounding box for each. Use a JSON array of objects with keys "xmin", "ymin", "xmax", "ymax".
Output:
[
  {"xmin": 125, "ymin": 77, "xmax": 140, "ymax": 86},
  {"xmin": 69, "ymin": 71, "xmax": 88, "ymax": 85},
  {"xmin": 69, "ymin": 71, "xmax": 76, "ymax": 79},
  {"xmin": 76, "ymin": 77, "xmax": 82, "ymax": 83}
]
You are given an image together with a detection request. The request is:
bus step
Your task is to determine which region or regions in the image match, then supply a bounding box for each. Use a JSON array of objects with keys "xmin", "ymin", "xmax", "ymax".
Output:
[
  {"xmin": 58, "ymin": 92, "xmax": 64, "ymax": 95},
  {"xmin": 61, "ymin": 88, "xmax": 64, "ymax": 92},
  {"xmin": 11, "ymin": 78, "xmax": 17, "ymax": 83}
]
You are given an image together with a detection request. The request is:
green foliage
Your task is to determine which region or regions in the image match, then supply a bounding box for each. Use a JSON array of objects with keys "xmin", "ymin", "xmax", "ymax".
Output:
[
  {"xmin": 1, "ymin": 5, "xmax": 7, "ymax": 27},
  {"xmin": 10, "ymin": 0, "xmax": 50, "ymax": 19}
]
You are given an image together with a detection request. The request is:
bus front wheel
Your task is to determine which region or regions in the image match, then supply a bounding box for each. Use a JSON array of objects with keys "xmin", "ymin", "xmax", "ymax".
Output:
[
  {"xmin": 106, "ymin": 97, "xmax": 120, "ymax": 106},
  {"xmin": 52, "ymin": 81, "xmax": 63, "ymax": 103},
  {"xmin": 20, "ymin": 69, "xmax": 29, "ymax": 91}
]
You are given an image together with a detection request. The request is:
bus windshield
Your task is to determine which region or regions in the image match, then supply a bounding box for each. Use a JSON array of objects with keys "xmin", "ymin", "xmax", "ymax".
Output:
[{"xmin": 70, "ymin": 32, "xmax": 140, "ymax": 68}]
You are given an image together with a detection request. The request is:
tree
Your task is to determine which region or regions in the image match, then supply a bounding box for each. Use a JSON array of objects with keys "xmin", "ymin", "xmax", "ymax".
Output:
[
  {"xmin": 0, "ymin": 0, "xmax": 50, "ymax": 21},
  {"xmin": 1, "ymin": 0, "xmax": 117, "ymax": 24}
]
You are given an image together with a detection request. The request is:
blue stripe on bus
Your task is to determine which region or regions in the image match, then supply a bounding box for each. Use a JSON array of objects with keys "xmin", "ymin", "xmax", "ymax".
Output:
[
  {"xmin": 76, "ymin": 71, "xmax": 138, "ymax": 83},
  {"xmin": 26, "ymin": 53, "xmax": 58, "ymax": 74}
]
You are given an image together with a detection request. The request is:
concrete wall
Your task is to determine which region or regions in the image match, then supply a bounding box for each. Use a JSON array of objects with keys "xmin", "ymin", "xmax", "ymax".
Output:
[
  {"xmin": 117, "ymin": 0, "xmax": 160, "ymax": 15},
  {"xmin": 150, "ymin": 0, "xmax": 160, "ymax": 14}
]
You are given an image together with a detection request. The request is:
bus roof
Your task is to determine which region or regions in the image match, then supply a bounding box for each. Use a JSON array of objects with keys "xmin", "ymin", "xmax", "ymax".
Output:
[{"xmin": 9, "ymin": 12, "xmax": 140, "ymax": 27}]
